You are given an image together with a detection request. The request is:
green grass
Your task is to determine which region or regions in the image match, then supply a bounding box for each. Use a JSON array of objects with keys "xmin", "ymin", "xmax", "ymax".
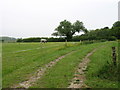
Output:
[
  {"xmin": 0, "ymin": 42, "xmax": 2, "ymax": 89},
  {"xmin": 118, "ymin": 40, "xmax": 120, "ymax": 88},
  {"xmin": 2, "ymin": 42, "xmax": 81, "ymax": 88},
  {"xmin": 2, "ymin": 41, "xmax": 118, "ymax": 88},
  {"xmin": 85, "ymin": 41, "xmax": 118, "ymax": 88},
  {"xmin": 30, "ymin": 42, "xmax": 107, "ymax": 88}
]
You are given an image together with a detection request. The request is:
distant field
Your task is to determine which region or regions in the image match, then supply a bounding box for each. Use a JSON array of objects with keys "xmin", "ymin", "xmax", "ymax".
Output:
[{"xmin": 2, "ymin": 41, "xmax": 118, "ymax": 88}]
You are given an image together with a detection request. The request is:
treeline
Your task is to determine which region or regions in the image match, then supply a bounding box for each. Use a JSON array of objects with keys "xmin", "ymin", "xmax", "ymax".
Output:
[
  {"xmin": 17, "ymin": 37, "xmax": 65, "ymax": 42},
  {"xmin": 72, "ymin": 21, "xmax": 120, "ymax": 41},
  {"xmin": 0, "ymin": 37, "xmax": 16, "ymax": 42},
  {"xmin": 17, "ymin": 21, "xmax": 120, "ymax": 42},
  {"xmin": 73, "ymin": 27, "xmax": 119, "ymax": 41}
]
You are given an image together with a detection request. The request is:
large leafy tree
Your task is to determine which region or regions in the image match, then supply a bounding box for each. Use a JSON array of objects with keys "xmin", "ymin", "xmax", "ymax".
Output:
[{"xmin": 52, "ymin": 20, "xmax": 87, "ymax": 40}]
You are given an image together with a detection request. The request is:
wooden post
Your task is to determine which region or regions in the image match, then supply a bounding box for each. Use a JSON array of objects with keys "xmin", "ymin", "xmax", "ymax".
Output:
[{"xmin": 112, "ymin": 47, "xmax": 116, "ymax": 66}]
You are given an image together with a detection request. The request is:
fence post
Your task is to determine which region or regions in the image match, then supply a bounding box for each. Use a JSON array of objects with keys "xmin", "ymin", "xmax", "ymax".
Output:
[{"xmin": 112, "ymin": 47, "xmax": 116, "ymax": 66}]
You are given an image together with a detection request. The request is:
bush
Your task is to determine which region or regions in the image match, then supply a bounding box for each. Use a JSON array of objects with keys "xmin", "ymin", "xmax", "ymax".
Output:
[{"xmin": 107, "ymin": 36, "xmax": 117, "ymax": 41}]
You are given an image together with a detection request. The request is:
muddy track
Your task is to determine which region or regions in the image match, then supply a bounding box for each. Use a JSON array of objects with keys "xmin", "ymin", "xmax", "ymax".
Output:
[
  {"xmin": 68, "ymin": 48, "xmax": 97, "ymax": 88},
  {"xmin": 12, "ymin": 50, "xmax": 76, "ymax": 88}
]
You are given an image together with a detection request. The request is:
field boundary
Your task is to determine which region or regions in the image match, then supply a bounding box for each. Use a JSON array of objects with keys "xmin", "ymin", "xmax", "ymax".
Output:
[{"xmin": 12, "ymin": 50, "xmax": 76, "ymax": 88}]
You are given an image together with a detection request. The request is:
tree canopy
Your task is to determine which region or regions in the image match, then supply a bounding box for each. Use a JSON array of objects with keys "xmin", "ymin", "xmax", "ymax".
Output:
[
  {"xmin": 112, "ymin": 21, "xmax": 120, "ymax": 39},
  {"xmin": 52, "ymin": 20, "xmax": 87, "ymax": 40},
  {"xmin": 112, "ymin": 21, "xmax": 120, "ymax": 28}
]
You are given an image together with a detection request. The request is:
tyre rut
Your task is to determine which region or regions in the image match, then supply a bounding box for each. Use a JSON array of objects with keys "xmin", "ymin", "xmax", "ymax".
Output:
[
  {"xmin": 12, "ymin": 50, "xmax": 76, "ymax": 88},
  {"xmin": 68, "ymin": 48, "xmax": 97, "ymax": 88}
]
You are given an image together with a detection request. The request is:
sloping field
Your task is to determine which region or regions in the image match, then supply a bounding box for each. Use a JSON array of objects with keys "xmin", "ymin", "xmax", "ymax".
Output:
[{"xmin": 2, "ymin": 41, "xmax": 118, "ymax": 88}]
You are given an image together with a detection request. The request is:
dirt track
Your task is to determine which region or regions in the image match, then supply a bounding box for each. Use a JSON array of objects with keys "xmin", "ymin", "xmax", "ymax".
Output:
[
  {"xmin": 12, "ymin": 50, "xmax": 76, "ymax": 88},
  {"xmin": 68, "ymin": 49, "xmax": 97, "ymax": 88},
  {"xmin": 12, "ymin": 48, "xmax": 98, "ymax": 88}
]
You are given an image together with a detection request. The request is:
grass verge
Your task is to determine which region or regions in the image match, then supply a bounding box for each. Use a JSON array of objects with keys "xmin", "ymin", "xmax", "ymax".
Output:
[{"xmin": 85, "ymin": 41, "xmax": 118, "ymax": 88}]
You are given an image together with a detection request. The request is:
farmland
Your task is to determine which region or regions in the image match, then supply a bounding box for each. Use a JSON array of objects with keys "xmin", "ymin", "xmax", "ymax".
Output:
[{"xmin": 2, "ymin": 41, "xmax": 118, "ymax": 88}]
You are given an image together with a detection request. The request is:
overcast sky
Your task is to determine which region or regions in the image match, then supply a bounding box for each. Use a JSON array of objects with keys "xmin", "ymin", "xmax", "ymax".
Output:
[{"xmin": 0, "ymin": 0, "xmax": 119, "ymax": 38}]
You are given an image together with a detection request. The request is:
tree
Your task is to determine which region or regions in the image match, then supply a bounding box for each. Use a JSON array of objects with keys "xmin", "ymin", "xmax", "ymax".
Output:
[
  {"xmin": 111, "ymin": 27, "xmax": 120, "ymax": 39},
  {"xmin": 73, "ymin": 20, "xmax": 88, "ymax": 33},
  {"xmin": 112, "ymin": 21, "xmax": 120, "ymax": 39},
  {"xmin": 17, "ymin": 38, "xmax": 23, "ymax": 42},
  {"xmin": 52, "ymin": 20, "xmax": 87, "ymax": 40},
  {"xmin": 112, "ymin": 21, "xmax": 120, "ymax": 28}
]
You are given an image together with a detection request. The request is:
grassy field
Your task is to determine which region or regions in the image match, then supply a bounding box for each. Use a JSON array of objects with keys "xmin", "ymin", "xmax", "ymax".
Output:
[
  {"xmin": 2, "ymin": 42, "xmax": 80, "ymax": 87},
  {"xmin": 2, "ymin": 41, "xmax": 118, "ymax": 88},
  {"xmin": 30, "ymin": 42, "xmax": 105, "ymax": 88},
  {"xmin": 0, "ymin": 43, "xmax": 2, "ymax": 89},
  {"xmin": 85, "ymin": 41, "xmax": 118, "ymax": 88}
]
